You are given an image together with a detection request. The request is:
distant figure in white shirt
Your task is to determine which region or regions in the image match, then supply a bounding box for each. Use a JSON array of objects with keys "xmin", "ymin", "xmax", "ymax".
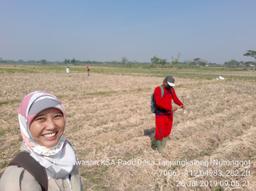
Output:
[{"xmin": 66, "ymin": 66, "xmax": 70, "ymax": 74}]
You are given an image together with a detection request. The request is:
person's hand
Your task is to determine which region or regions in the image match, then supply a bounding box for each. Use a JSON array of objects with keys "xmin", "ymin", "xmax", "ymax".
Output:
[
  {"xmin": 172, "ymin": 106, "xmax": 178, "ymax": 112},
  {"xmin": 181, "ymin": 105, "xmax": 187, "ymax": 114}
]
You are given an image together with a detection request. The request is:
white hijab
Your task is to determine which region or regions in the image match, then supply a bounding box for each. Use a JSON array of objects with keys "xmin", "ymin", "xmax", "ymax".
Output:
[{"xmin": 17, "ymin": 91, "xmax": 76, "ymax": 179}]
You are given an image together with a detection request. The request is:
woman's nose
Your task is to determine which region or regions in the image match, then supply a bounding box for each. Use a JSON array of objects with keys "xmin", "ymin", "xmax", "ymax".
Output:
[{"xmin": 46, "ymin": 118, "xmax": 55, "ymax": 129}]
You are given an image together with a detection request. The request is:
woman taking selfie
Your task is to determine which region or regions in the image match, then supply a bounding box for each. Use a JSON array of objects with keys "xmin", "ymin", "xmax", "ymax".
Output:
[{"xmin": 0, "ymin": 91, "xmax": 83, "ymax": 191}]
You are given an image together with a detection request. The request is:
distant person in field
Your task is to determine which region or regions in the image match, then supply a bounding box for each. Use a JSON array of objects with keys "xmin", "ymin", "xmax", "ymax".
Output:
[
  {"xmin": 66, "ymin": 66, "xmax": 70, "ymax": 74},
  {"xmin": 151, "ymin": 76, "xmax": 185, "ymax": 152},
  {"xmin": 0, "ymin": 91, "xmax": 83, "ymax": 191},
  {"xmin": 86, "ymin": 65, "xmax": 90, "ymax": 77}
]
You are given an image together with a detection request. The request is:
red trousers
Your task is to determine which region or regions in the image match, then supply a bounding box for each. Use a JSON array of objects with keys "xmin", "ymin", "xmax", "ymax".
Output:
[{"xmin": 155, "ymin": 114, "xmax": 173, "ymax": 141}]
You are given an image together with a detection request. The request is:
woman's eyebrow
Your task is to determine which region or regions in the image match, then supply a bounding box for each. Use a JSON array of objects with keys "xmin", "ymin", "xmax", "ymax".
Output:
[
  {"xmin": 34, "ymin": 113, "xmax": 46, "ymax": 118},
  {"xmin": 54, "ymin": 112, "xmax": 63, "ymax": 115}
]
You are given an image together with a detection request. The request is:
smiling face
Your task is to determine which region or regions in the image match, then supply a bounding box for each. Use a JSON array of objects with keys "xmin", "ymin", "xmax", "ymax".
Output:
[{"xmin": 29, "ymin": 108, "xmax": 65, "ymax": 148}]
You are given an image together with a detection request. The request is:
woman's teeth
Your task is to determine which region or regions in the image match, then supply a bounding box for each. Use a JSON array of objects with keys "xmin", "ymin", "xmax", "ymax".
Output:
[{"xmin": 44, "ymin": 132, "xmax": 56, "ymax": 137}]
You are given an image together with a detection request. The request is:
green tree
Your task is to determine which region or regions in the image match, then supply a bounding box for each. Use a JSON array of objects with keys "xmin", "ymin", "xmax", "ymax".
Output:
[
  {"xmin": 71, "ymin": 58, "xmax": 76, "ymax": 64},
  {"xmin": 244, "ymin": 50, "xmax": 256, "ymax": 60},
  {"xmin": 150, "ymin": 56, "xmax": 167, "ymax": 65},
  {"xmin": 121, "ymin": 57, "xmax": 128, "ymax": 64},
  {"xmin": 224, "ymin": 59, "xmax": 240, "ymax": 67},
  {"xmin": 40, "ymin": 59, "xmax": 47, "ymax": 64},
  {"xmin": 189, "ymin": 58, "xmax": 208, "ymax": 66},
  {"xmin": 64, "ymin": 59, "xmax": 70, "ymax": 64},
  {"xmin": 151, "ymin": 56, "xmax": 160, "ymax": 64}
]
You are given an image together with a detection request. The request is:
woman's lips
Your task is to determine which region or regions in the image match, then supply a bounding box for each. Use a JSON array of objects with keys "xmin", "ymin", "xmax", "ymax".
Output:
[{"xmin": 42, "ymin": 131, "xmax": 58, "ymax": 140}]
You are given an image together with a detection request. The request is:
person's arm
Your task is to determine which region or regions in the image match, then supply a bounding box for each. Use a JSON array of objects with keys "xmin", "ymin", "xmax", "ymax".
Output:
[
  {"xmin": 70, "ymin": 165, "xmax": 84, "ymax": 191},
  {"xmin": 0, "ymin": 166, "xmax": 42, "ymax": 191},
  {"xmin": 170, "ymin": 88, "xmax": 184, "ymax": 108},
  {"xmin": 154, "ymin": 87, "xmax": 172, "ymax": 111}
]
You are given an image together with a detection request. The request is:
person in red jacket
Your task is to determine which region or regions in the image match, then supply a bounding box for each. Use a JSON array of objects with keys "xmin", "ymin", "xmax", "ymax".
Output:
[{"xmin": 152, "ymin": 75, "xmax": 185, "ymax": 152}]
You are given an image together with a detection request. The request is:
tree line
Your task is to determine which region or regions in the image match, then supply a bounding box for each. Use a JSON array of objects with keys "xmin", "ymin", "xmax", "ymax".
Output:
[{"xmin": 0, "ymin": 50, "xmax": 255, "ymax": 68}]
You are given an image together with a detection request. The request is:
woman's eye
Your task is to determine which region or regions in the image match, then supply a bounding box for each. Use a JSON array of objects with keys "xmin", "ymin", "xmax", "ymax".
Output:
[
  {"xmin": 54, "ymin": 113, "xmax": 63, "ymax": 118},
  {"xmin": 35, "ymin": 117, "xmax": 46, "ymax": 121}
]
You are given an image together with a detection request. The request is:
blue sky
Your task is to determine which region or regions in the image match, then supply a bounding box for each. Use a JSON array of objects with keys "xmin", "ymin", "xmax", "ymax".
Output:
[{"xmin": 0, "ymin": 0, "xmax": 255, "ymax": 64}]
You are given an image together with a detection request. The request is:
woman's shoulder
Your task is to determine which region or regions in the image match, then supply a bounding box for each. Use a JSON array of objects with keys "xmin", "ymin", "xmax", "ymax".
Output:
[
  {"xmin": 70, "ymin": 165, "xmax": 83, "ymax": 191},
  {"xmin": 0, "ymin": 166, "xmax": 41, "ymax": 191},
  {"xmin": 154, "ymin": 85, "xmax": 161, "ymax": 92},
  {"xmin": 0, "ymin": 166, "xmax": 24, "ymax": 190}
]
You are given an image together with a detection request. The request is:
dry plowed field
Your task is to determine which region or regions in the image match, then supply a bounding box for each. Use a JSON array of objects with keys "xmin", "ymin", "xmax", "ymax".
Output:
[{"xmin": 0, "ymin": 71, "xmax": 255, "ymax": 191}]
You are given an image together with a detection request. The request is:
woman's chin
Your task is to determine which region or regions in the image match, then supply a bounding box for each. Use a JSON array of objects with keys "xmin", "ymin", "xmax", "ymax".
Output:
[{"xmin": 40, "ymin": 135, "xmax": 61, "ymax": 148}]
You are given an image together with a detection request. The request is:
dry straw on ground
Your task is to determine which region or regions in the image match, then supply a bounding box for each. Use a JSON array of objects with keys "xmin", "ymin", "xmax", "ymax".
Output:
[{"xmin": 0, "ymin": 71, "xmax": 255, "ymax": 191}]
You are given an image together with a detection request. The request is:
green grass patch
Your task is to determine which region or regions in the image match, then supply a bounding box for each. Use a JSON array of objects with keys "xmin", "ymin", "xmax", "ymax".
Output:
[
  {"xmin": 0, "ymin": 129, "xmax": 6, "ymax": 137},
  {"xmin": 91, "ymin": 65, "xmax": 256, "ymax": 81},
  {"xmin": 1, "ymin": 64, "xmax": 255, "ymax": 81}
]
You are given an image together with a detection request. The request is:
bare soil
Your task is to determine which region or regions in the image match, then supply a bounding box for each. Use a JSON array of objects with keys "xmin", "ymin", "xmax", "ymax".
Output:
[{"xmin": 0, "ymin": 72, "xmax": 255, "ymax": 191}]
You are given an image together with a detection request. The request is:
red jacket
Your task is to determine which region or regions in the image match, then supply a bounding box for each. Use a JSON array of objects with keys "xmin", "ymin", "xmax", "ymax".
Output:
[{"xmin": 154, "ymin": 86, "xmax": 183, "ymax": 114}]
